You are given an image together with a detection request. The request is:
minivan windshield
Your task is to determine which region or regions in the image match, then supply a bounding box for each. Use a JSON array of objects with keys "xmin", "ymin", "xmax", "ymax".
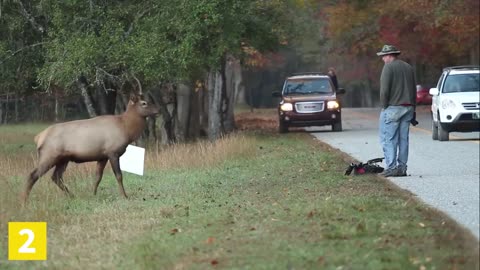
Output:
[
  {"xmin": 283, "ymin": 78, "xmax": 333, "ymax": 95},
  {"xmin": 443, "ymin": 74, "xmax": 480, "ymax": 93}
]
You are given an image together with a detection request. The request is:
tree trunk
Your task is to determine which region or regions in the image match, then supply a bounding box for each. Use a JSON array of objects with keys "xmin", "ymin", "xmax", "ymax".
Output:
[
  {"xmin": 96, "ymin": 83, "xmax": 109, "ymax": 115},
  {"xmin": 115, "ymin": 91, "xmax": 127, "ymax": 114},
  {"xmin": 54, "ymin": 92, "xmax": 60, "ymax": 122},
  {"xmin": 224, "ymin": 54, "xmax": 236, "ymax": 132},
  {"xmin": 207, "ymin": 69, "xmax": 223, "ymax": 141},
  {"xmin": 174, "ymin": 82, "xmax": 192, "ymax": 142},
  {"xmin": 188, "ymin": 84, "xmax": 201, "ymax": 139},
  {"xmin": 232, "ymin": 58, "xmax": 246, "ymax": 105},
  {"xmin": 0, "ymin": 100, "xmax": 3, "ymax": 124},
  {"xmin": 149, "ymin": 83, "xmax": 175, "ymax": 145},
  {"xmin": 145, "ymin": 91, "xmax": 157, "ymax": 142},
  {"xmin": 95, "ymin": 80, "xmax": 117, "ymax": 115},
  {"xmin": 198, "ymin": 79, "xmax": 209, "ymax": 137},
  {"xmin": 4, "ymin": 93, "xmax": 9, "ymax": 124},
  {"xmin": 78, "ymin": 78, "xmax": 97, "ymax": 118}
]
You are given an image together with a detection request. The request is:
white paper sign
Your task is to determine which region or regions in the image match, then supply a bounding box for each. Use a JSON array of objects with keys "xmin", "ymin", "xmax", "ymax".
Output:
[{"xmin": 119, "ymin": 144, "xmax": 145, "ymax": 176}]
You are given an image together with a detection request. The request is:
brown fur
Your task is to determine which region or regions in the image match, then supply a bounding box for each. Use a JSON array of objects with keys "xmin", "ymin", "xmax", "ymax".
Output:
[{"xmin": 21, "ymin": 95, "xmax": 160, "ymax": 204}]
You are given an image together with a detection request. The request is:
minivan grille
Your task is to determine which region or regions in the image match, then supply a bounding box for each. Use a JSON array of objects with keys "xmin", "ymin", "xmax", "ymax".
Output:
[
  {"xmin": 462, "ymin": 102, "xmax": 480, "ymax": 110},
  {"xmin": 295, "ymin": 102, "xmax": 324, "ymax": 113}
]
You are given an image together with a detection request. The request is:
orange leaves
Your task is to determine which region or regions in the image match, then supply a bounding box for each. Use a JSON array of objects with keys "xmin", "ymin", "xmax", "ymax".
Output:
[
  {"xmin": 324, "ymin": 3, "xmax": 361, "ymax": 39},
  {"xmin": 323, "ymin": 2, "xmax": 380, "ymax": 55},
  {"xmin": 241, "ymin": 43, "xmax": 285, "ymax": 68},
  {"xmin": 321, "ymin": 0, "xmax": 478, "ymax": 64},
  {"xmin": 205, "ymin": 236, "xmax": 216, "ymax": 244},
  {"xmin": 242, "ymin": 45, "xmax": 268, "ymax": 67}
]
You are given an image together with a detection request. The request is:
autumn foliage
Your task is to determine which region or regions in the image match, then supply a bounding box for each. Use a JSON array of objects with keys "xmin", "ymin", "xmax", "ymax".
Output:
[{"xmin": 320, "ymin": 0, "xmax": 479, "ymax": 84}]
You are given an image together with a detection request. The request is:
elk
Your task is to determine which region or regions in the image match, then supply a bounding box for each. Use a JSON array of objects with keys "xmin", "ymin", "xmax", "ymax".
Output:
[{"xmin": 22, "ymin": 94, "xmax": 160, "ymax": 204}]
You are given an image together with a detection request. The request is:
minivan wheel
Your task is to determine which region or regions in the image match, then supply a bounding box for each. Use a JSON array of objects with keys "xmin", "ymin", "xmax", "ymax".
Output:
[
  {"xmin": 332, "ymin": 121, "xmax": 342, "ymax": 132},
  {"xmin": 279, "ymin": 121, "xmax": 289, "ymax": 133}
]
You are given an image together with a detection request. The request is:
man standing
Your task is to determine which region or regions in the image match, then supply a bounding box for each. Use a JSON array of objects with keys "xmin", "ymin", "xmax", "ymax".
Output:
[
  {"xmin": 377, "ymin": 45, "xmax": 416, "ymax": 177},
  {"xmin": 327, "ymin": 67, "xmax": 339, "ymax": 90}
]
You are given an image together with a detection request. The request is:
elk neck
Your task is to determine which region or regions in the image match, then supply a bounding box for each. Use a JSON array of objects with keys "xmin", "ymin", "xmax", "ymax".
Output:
[{"xmin": 121, "ymin": 106, "xmax": 147, "ymax": 142}]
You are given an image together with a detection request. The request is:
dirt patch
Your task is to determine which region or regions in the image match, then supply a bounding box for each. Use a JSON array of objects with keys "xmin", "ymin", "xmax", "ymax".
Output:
[{"xmin": 235, "ymin": 110, "xmax": 278, "ymax": 132}]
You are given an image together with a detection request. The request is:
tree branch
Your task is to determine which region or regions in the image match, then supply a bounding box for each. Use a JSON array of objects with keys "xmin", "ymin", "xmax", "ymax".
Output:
[
  {"xmin": 0, "ymin": 42, "xmax": 48, "ymax": 65},
  {"xmin": 123, "ymin": 9, "xmax": 150, "ymax": 40},
  {"xmin": 16, "ymin": 0, "xmax": 45, "ymax": 34}
]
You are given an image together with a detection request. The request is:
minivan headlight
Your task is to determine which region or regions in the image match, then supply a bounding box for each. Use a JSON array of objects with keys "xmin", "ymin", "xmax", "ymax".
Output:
[
  {"xmin": 280, "ymin": 103, "xmax": 293, "ymax": 111},
  {"xmin": 441, "ymin": 99, "xmax": 456, "ymax": 110},
  {"xmin": 327, "ymin": 101, "xmax": 340, "ymax": 110}
]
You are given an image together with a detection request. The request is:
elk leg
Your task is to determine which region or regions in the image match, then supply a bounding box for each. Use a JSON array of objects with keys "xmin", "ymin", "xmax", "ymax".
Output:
[
  {"xmin": 22, "ymin": 162, "xmax": 55, "ymax": 204},
  {"xmin": 51, "ymin": 161, "xmax": 72, "ymax": 197},
  {"xmin": 93, "ymin": 159, "xmax": 108, "ymax": 195},
  {"xmin": 109, "ymin": 156, "xmax": 128, "ymax": 198}
]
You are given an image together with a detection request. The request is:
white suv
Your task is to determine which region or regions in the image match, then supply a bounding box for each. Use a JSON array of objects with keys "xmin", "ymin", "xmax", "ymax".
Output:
[{"xmin": 429, "ymin": 66, "xmax": 480, "ymax": 141}]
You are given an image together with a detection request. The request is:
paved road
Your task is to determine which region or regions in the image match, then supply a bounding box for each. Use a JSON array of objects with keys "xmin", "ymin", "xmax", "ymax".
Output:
[{"xmin": 307, "ymin": 106, "xmax": 480, "ymax": 239}]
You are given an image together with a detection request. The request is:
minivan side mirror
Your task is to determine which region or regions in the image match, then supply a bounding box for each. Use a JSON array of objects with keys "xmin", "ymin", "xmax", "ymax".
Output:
[
  {"xmin": 272, "ymin": 91, "xmax": 282, "ymax": 97},
  {"xmin": 429, "ymin": 88, "xmax": 439, "ymax": 96},
  {"xmin": 336, "ymin": 88, "xmax": 346, "ymax": 95}
]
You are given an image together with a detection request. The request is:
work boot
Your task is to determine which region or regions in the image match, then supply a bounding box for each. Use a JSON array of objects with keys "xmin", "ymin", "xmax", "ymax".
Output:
[
  {"xmin": 393, "ymin": 167, "xmax": 407, "ymax": 177},
  {"xmin": 379, "ymin": 168, "xmax": 397, "ymax": 177}
]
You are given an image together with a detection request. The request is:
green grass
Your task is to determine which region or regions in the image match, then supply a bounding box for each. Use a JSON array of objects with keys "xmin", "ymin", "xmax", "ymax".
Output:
[{"xmin": 0, "ymin": 123, "xmax": 478, "ymax": 270}]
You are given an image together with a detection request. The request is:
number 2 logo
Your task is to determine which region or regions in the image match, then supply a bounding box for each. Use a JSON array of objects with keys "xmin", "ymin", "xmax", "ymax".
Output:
[
  {"xmin": 8, "ymin": 222, "xmax": 47, "ymax": 260},
  {"xmin": 18, "ymin": 229, "xmax": 36, "ymax": 253}
]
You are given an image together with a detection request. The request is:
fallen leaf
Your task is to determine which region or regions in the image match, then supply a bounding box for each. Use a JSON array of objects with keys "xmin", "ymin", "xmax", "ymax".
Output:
[
  {"xmin": 170, "ymin": 228, "xmax": 181, "ymax": 235},
  {"xmin": 211, "ymin": 259, "xmax": 219, "ymax": 265},
  {"xmin": 205, "ymin": 237, "xmax": 215, "ymax": 244}
]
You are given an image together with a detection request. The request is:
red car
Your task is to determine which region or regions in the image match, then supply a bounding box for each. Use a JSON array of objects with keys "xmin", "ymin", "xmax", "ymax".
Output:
[{"xmin": 416, "ymin": 84, "xmax": 432, "ymax": 105}]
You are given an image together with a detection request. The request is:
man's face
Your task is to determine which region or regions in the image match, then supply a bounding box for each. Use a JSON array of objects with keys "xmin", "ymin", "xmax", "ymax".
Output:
[{"xmin": 382, "ymin": 55, "xmax": 393, "ymax": 64}]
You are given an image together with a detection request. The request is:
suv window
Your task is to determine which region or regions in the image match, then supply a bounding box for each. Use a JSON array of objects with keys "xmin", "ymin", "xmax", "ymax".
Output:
[
  {"xmin": 442, "ymin": 74, "xmax": 480, "ymax": 93},
  {"xmin": 283, "ymin": 78, "xmax": 333, "ymax": 95}
]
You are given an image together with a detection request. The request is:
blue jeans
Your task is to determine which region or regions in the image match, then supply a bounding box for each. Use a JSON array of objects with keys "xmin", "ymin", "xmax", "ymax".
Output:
[{"xmin": 379, "ymin": 106, "xmax": 414, "ymax": 171}]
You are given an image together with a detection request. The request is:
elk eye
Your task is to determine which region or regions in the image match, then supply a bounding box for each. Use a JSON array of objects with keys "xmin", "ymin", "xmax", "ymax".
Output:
[{"xmin": 141, "ymin": 101, "xmax": 147, "ymax": 106}]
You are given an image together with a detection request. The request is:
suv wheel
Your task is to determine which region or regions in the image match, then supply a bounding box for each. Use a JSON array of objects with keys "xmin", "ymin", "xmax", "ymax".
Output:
[
  {"xmin": 332, "ymin": 121, "xmax": 342, "ymax": 132},
  {"xmin": 437, "ymin": 113, "xmax": 449, "ymax": 141},
  {"xmin": 279, "ymin": 120, "xmax": 289, "ymax": 133},
  {"xmin": 431, "ymin": 114, "xmax": 439, "ymax": 140}
]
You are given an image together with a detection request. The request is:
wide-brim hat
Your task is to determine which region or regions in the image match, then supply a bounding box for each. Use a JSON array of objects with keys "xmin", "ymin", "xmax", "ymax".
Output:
[{"xmin": 376, "ymin": 45, "xmax": 401, "ymax": 56}]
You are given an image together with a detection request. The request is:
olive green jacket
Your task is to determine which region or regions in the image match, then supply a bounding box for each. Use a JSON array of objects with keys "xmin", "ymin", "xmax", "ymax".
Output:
[{"xmin": 379, "ymin": 59, "xmax": 416, "ymax": 108}]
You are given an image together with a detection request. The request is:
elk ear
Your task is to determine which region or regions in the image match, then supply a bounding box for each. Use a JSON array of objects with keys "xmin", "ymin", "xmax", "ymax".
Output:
[{"xmin": 129, "ymin": 93, "xmax": 139, "ymax": 103}]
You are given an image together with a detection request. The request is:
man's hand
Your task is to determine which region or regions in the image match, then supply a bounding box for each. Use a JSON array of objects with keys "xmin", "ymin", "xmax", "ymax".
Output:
[{"xmin": 410, "ymin": 112, "xmax": 419, "ymax": 126}]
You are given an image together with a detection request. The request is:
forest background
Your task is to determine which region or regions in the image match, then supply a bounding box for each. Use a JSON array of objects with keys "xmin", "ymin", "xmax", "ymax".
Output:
[{"xmin": 0, "ymin": 0, "xmax": 478, "ymax": 143}]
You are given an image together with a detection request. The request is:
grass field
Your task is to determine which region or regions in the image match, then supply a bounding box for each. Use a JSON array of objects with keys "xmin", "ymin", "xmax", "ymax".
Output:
[{"xmin": 0, "ymin": 111, "xmax": 478, "ymax": 270}]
